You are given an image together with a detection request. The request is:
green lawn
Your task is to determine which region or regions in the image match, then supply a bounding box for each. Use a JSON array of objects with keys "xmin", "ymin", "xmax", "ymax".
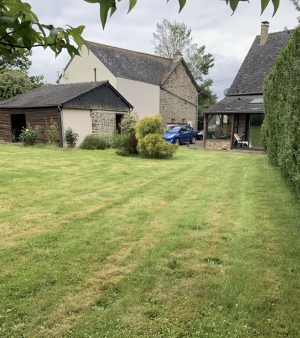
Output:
[{"xmin": 1, "ymin": 144, "xmax": 300, "ymax": 337}]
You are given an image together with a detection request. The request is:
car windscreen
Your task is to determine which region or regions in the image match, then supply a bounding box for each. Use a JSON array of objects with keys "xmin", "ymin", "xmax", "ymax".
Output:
[{"xmin": 168, "ymin": 127, "xmax": 182, "ymax": 133}]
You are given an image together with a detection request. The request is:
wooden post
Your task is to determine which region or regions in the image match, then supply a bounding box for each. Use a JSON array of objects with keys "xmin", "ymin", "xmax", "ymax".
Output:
[{"xmin": 230, "ymin": 114, "xmax": 235, "ymax": 150}]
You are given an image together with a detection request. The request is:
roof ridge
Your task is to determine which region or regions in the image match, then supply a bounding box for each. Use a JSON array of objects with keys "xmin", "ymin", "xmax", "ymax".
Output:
[
  {"xmin": 86, "ymin": 40, "xmax": 172, "ymax": 61},
  {"xmin": 42, "ymin": 81, "xmax": 106, "ymax": 87},
  {"xmin": 254, "ymin": 28, "xmax": 294, "ymax": 38}
]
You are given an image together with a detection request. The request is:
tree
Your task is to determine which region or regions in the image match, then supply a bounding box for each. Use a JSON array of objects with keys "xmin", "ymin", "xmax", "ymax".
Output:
[
  {"xmin": 152, "ymin": 19, "xmax": 214, "ymax": 83},
  {"xmin": 0, "ymin": 0, "xmax": 87, "ymax": 60},
  {"xmin": 152, "ymin": 18, "xmax": 216, "ymax": 127},
  {"xmin": 0, "ymin": 69, "xmax": 39, "ymax": 101},
  {"xmin": 198, "ymin": 80, "xmax": 218, "ymax": 130},
  {"xmin": 0, "ymin": 0, "xmax": 280, "ymax": 61},
  {"xmin": 0, "ymin": 49, "xmax": 32, "ymax": 72}
]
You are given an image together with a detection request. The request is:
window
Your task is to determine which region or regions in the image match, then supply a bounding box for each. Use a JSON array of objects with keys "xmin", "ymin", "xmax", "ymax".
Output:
[{"xmin": 207, "ymin": 115, "xmax": 231, "ymax": 140}]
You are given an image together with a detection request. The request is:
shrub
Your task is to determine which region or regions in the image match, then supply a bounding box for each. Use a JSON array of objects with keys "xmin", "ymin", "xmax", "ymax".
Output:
[
  {"xmin": 113, "ymin": 133, "xmax": 138, "ymax": 155},
  {"xmin": 137, "ymin": 134, "xmax": 177, "ymax": 158},
  {"xmin": 99, "ymin": 133, "xmax": 114, "ymax": 148},
  {"xmin": 120, "ymin": 113, "xmax": 139, "ymax": 134},
  {"xmin": 136, "ymin": 115, "xmax": 164, "ymax": 139},
  {"xmin": 46, "ymin": 118, "xmax": 59, "ymax": 145},
  {"xmin": 79, "ymin": 134, "xmax": 108, "ymax": 150},
  {"xmin": 135, "ymin": 115, "xmax": 177, "ymax": 159},
  {"xmin": 64, "ymin": 128, "xmax": 79, "ymax": 148},
  {"xmin": 19, "ymin": 124, "xmax": 41, "ymax": 146}
]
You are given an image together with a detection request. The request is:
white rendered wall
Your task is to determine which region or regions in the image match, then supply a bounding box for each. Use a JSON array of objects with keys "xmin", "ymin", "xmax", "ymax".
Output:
[
  {"xmin": 62, "ymin": 109, "xmax": 92, "ymax": 147},
  {"xmin": 117, "ymin": 78, "xmax": 160, "ymax": 119},
  {"xmin": 59, "ymin": 45, "xmax": 117, "ymax": 88}
]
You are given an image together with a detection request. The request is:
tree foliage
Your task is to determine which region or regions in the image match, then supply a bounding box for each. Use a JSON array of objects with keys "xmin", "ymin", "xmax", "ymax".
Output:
[
  {"xmin": 0, "ymin": 49, "xmax": 31, "ymax": 72},
  {"xmin": 263, "ymin": 26, "xmax": 300, "ymax": 193},
  {"xmin": 0, "ymin": 0, "xmax": 87, "ymax": 60},
  {"xmin": 152, "ymin": 19, "xmax": 214, "ymax": 83},
  {"xmin": 0, "ymin": 69, "xmax": 39, "ymax": 101},
  {"xmin": 198, "ymin": 79, "xmax": 218, "ymax": 130}
]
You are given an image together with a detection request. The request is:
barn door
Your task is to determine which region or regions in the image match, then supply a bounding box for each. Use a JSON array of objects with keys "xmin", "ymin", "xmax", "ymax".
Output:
[{"xmin": 11, "ymin": 114, "xmax": 26, "ymax": 142}]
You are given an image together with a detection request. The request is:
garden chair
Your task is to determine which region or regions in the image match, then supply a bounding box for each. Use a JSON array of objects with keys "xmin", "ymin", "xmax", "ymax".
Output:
[{"xmin": 234, "ymin": 133, "xmax": 249, "ymax": 148}]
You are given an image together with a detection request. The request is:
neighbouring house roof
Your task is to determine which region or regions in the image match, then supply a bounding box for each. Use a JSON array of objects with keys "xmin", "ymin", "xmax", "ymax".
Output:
[
  {"xmin": 227, "ymin": 30, "xmax": 291, "ymax": 95},
  {"xmin": 0, "ymin": 81, "xmax": 133, "ymax": 109},
  {"xmin": 203, "ymin": 28, "xmax": 291, "ymax": 115},
  {"xmin": 203, "ymin": 95, "xmax": 264, "ymax": 114}
]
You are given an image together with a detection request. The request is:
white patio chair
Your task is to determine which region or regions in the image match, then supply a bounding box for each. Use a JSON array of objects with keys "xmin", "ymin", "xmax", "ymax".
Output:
[{"xmin": 234, "ymin": 133, "xmax": 249, "ymax": 148}]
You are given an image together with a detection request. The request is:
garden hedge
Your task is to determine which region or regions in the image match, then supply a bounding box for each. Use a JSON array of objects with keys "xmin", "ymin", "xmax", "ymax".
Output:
[{"xmin": 264, "ymin": 26, "xmax": 300, "ymax": 192}]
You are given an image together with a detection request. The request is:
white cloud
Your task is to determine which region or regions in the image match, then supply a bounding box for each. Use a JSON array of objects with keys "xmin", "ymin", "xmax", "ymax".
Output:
[{"xmin": 27, "ymin": 0, "xmax": 299, "ymax": 98}]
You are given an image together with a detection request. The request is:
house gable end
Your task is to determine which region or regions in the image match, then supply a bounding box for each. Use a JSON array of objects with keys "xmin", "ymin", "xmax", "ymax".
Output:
[{"xmin": 59, "ymin": 45, "xmax": 117, "ymax": 87}]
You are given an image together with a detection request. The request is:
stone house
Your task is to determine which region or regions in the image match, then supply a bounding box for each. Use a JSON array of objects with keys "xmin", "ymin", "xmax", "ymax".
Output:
[
  {"xmin": 202, "ymin": 22, "xmax": 291, "ymax": 150},
  {"xmin": 0, "ymin": 81, "xmax": 133, "ymax": 147},
  {"xmin": 59, "ymin": 43, "xmax": 200, "ymax": 129}
]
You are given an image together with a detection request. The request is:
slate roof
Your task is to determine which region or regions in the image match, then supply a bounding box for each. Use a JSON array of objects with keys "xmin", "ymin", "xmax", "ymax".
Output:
[
  {"xmin": 0, "ymin": 81, "xmax": 132, "ymax": 109},
  {"xmin": 87, "ymin": 42, "xmax": 172, "ymax": 86},
  {"xmin": 227, "ymin": 30, "xmax": 291, "ymax": 95},
  {"xmin": 203, "ymin": 95, "xmax": 264, "ymax": 114}
]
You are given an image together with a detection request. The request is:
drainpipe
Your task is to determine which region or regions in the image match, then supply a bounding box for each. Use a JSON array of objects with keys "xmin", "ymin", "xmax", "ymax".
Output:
[
  {"xmin": 58, "ymin": 105, "xmax": 65, "ymax": 148},
  {"xmin": 94, "ymin": 68, "xmax": 97, "ymax": 85}
]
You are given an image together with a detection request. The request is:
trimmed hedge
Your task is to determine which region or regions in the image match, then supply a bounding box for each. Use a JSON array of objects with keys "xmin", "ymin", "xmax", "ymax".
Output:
[{"xmin": 264, "ymin": 26, "xmax": 300, "ymax": 192}]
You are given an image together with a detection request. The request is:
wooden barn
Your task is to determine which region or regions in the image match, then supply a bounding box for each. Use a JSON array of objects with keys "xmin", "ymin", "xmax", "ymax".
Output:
[{"xmin": 0, "ymin": 81, "xmax": 133, "ymax": 147}]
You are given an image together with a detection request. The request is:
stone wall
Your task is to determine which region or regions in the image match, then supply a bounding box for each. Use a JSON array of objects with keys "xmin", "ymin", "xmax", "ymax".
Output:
[
  {"xmin": 91, "ymin": 110, "xmax": 116, "ymax": 134},
  {"xmin": 160, "ymin": 62, "xmax": 198, "ymax": 129},
  {"xmin": 205, "ymin": 140, "xmax": 231, "ymax": 150},
  {"xmin": 235, "ymin": 114, "xmax": 247, "ymax": 138}
]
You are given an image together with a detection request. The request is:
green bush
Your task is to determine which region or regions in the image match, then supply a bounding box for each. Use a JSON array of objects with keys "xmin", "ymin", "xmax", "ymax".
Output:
[
  {"xmin": 137, "ymin": 134, "xmax": 177, "ymax": 158},
  {"xmin": 113, "ymin": 133, "xmax": 138, "ymax": 155},
  {"xmin": 79, "ymin": 134, "xmax": 108, "ymax": 150},
  {"xmin": 120, "ymin": 113, "xmax": 139, "ymax": 134},
  {"xmin": 64, "ymin": 128, "xmax": 79, "ymax": 148},
  {"xmin": 19, "ymin": 124, "xmax": 41, "ymax": 146},
  {"xmin": 135, "ymin": 115, "xmax": 177, "ymax": 159},
  {"xmin": 46, "ymin": 118, "xmax": 59, "ymax": 145},
  {"xmin": 136, "ymin": 115, "xmax": 164, "ymax": 139},
  {"xmin": 264, "ymin": 26, "xmax": 300, "ymax": 192}
]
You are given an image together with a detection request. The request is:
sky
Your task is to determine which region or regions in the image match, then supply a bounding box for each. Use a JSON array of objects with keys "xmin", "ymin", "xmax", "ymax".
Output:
[{"xmin": 27, "ymin": 0, "xmax": 299, "ymax": 100}]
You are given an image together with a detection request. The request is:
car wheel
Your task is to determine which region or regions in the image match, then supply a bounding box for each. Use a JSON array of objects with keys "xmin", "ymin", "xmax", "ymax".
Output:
[
  {"xmin": 175, "ymin": 138, "xmax": 180, "ymax": 145},
  {"xmin": 191, "ymin": 136, "xmax": 196, "ymax": 144}
]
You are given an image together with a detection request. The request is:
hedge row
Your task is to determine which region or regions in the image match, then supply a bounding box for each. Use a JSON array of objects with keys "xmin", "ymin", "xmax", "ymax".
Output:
[{"xmin": 264, "ymin": 26, "xmax": 300, "ymax": 193}]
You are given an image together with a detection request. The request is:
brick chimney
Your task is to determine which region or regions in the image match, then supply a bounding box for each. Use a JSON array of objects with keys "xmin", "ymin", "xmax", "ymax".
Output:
[
  {"xmin": 260, "ymin": 21, "xmax": 269, "ymax": 46},
  {"xmin": 173, "ymin": 50, "xmax": 182, "ymax": 61}
]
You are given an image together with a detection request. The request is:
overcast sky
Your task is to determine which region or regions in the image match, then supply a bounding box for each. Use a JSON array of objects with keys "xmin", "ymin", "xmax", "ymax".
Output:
[{"xmin": 27, "ymin": 0, "xmax": 299, "ymax": 100}]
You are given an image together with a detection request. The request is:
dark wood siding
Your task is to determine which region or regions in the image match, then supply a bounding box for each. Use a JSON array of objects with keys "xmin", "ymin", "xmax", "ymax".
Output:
[
  {"xmin": 0, "ymin": 107, "xmax": 62, "ymax": 146},
  {"xmin": 0, "ymin": 109, "xmax": 11, "ymax": 142}
]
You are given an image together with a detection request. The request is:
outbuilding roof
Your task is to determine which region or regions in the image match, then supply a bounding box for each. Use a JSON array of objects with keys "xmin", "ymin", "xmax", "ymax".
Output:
[
  {"xmin": 227, "ymin": 30, "xmax": 291, "ymax": 95},
  {"xmin": 0, "ymin": 81, "xmax": 132, "ymax": 109}
]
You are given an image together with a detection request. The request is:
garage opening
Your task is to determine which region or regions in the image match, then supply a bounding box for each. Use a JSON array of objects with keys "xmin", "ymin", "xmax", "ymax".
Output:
[{"xmin": 11, "ymin": 114, "xmax": 26, "ymax": 142}]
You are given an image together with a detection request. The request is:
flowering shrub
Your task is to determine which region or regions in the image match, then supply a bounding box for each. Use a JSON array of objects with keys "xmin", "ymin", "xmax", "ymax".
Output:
[
  {"xmin": 64, "ymin": 128, "xmax": 79, "ymax": 148},
  {"xmin": 19, "ymin": 124, "xmax": 41, "ymax": 146}
]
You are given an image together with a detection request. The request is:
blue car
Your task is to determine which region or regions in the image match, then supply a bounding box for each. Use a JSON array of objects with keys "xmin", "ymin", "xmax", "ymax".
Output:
[{"xmin": 163, "ymin": 125, "xmax": 196, "ymax": 145}]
